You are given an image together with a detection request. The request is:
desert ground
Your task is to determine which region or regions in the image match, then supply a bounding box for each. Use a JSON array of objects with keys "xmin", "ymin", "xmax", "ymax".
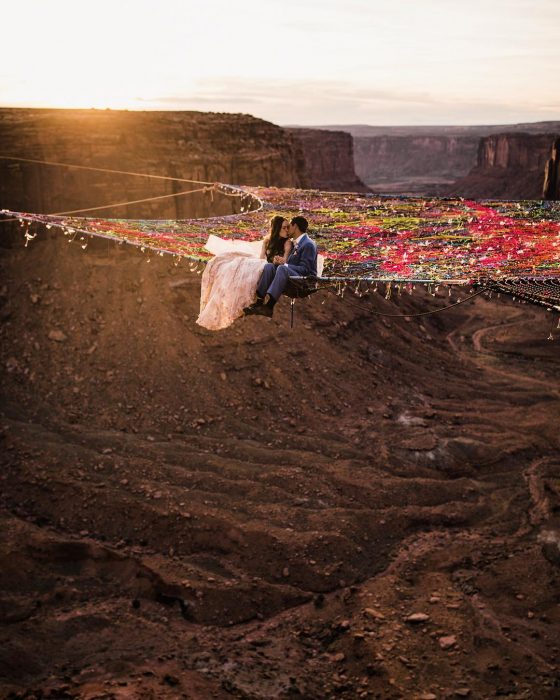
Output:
[{"xmin": 1, "ymin": 226, "xmax": 559, "ymax": 699}]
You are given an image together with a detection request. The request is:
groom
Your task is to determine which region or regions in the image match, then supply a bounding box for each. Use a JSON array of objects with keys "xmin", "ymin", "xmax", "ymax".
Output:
[{"xmin": 244, "ymin": 216, "xmax": 317, "ymax": 318}]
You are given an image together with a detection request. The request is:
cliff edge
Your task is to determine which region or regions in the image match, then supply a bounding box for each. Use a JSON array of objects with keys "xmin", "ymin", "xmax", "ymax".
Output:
[{"xmin": 445, "ymin": 132, "xmax": 560, "ymax": 199}]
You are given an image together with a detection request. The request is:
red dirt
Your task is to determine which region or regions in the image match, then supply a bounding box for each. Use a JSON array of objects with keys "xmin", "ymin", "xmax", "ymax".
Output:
[{"xmin": 1, "ymin": 227, "xmax": 559, "ymax": 699}]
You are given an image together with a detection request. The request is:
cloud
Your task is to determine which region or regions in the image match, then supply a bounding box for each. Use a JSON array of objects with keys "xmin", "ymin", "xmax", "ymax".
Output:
[
  {"xmin": 136, "ymin": 75, "xmax": 560, "ymax": 127},
  {"xmin": 141, "ymin": 95, "xmax": 261, "ymax": 106},
  {"xmin": 145, "ymin": 77, "xmax": 560, "ymax": 114},
  {"xmin": 149, "ymin": 78, "xmax": 442, "ymax": 108}
]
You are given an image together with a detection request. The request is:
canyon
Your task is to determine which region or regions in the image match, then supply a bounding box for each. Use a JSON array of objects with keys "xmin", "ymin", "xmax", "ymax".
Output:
[
  {"xmin": 1, "ymin": 109, "xmax": 559, "ymax": 698},
  {"xmin": 2, "ymin": 110, "xmax": 559, "ymax": 210},
  {"xmin": 317, "ymin": 122, "xmax": 560, "ymax": 197},
  {"xmin": 0, "ymin": 109, "xmax": 366, "ymax": 221},
  {"xmin": 352, "ymin": 135, "xmax": 478, "ymax": 195}
]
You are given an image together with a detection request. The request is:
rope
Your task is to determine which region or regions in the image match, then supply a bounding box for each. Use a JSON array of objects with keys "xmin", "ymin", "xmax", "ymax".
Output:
[
  {"xmin": 46, "ymin": 185, "xmax": 211, "ymax": 217},
  {"xmin": 328, "ymin": 286, "xmax": 487, "ymax": 317},
  {"xmin": 0, "ymin": 185, "xmax": 213, "ymax": 222},
  {"xmin": 0, "ymin": 154, "xmax": 260, "ymax": 221},
  {"xmin": 0, "ymin": 155, "xmax": 214, "ymax": 185}
]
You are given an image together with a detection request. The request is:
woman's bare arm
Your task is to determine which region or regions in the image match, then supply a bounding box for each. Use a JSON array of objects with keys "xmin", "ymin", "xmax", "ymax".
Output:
[
  {"xmin": 260, "ymin": 235, "xmax": 270, "ymax": 260},
  {"xmin": 273, "ymin": 239, "xmax": 293, "ymax": 265}
]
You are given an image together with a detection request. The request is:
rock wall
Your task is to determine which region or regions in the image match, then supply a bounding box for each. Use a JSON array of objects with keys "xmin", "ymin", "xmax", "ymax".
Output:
[
  {"xmin": 0, "ymin": 109, "xmax": 370, "ymax": 221},
  {"xmin": 318, "ymin": 122, "xmax": 560, "ymax": 138},
  {"xmin": 315, "ymin": 122, "xmax": 560, "ymax": 196},
  {"xmin": 3, "ymin": 109, "xmax": 556, "ymax": 212},
  {"xmin": 353, "ymin": 135, "xmax": 479, "ymax": 193},
  {"xmin": 287, "ymin": 128, "xmax": 369, "ymax": 192},
  {"xmin": 0, "ymin": 108, "xmax": 302, "ymax": 219},
  {"xmin": 543, "ymin": 137, "xmax": 560, "ymax": 200},
  {"xmin": 446, "ymin": 132, "xmax": 560, "ymax": 199}
]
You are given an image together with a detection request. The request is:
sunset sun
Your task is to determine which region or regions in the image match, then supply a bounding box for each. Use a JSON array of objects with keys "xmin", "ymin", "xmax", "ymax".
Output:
[{"xmin": 3, "ymin": 0, "xmax": 559, "ymax": 123}]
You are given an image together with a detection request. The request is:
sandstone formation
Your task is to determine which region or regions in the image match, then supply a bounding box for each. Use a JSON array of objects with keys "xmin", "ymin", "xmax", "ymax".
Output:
[
  {"xmin": 0, "ymin": 108, "xmax": 299, "ymax": 220},
  {"xmin": 446, "ymin": 132, "xmax": 560, "ymax": 199},
  {"xmin": 318, "ymin": 122, "xmax": 560, "ymax": 138},
  {"xmin": 543, "ymin": 137, "xmax": 560, "ymax": 200},
  {"xmin": 315, "ymin": 122, "xmax": 560, "ymax": 196},
  {"xmin": 287, "ymin": 128, "xmax": 369, "ymax": 192},
  {"xmin": 0, "ymin": 109, "xmax": 372, "ymax": 221}
]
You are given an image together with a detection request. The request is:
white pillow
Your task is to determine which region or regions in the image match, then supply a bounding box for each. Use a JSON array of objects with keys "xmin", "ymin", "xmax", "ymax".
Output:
[{"xmin": 317, "ymin": 254, "xmax": 325, "ymax": 277}]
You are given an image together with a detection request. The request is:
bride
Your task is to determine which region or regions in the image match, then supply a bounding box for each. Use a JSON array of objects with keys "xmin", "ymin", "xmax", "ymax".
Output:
[{"xmin": 196, "ymin": 215, "xmax": 293, "ymax": 331}]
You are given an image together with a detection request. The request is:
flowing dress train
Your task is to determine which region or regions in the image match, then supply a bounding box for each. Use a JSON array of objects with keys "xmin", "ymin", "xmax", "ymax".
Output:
[{"xmin": 196, "ymin": 236, "xmax": 267, "ymax": 331}]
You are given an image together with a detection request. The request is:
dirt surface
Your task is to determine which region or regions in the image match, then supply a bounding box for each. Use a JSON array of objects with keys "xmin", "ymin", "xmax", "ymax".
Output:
[{"xmin": 1, "ymin": 227, "xmax": 559, "ymax": 699}]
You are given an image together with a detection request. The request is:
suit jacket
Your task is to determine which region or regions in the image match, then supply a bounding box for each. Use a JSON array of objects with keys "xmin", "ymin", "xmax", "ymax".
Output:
[{"xmin": 286, "ymin": 233, "xmax": 317, "ymax": 277}]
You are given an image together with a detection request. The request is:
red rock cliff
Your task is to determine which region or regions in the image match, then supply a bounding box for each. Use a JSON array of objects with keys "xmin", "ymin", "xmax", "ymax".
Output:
[
  {"xmin": 287, "ymin": 128, "xmax": 369, "ymax": 192},
  {"xmin": 0, "ymin": 110, "xmax": 369, "ymax": 220},
  {"xmin": 446, "ymin": 132, "xmax": 560, "ymax": 199},
  {"xmin": 543, "ymin": 137, "xmax": 560, "ymax": 200},
  {"xmin": 0, "ymin": 108, "xmax": 301, "ymax": 219},
  {"xmin": 315, "ymin": 122, "xmax": 560, "ymax": 197}
]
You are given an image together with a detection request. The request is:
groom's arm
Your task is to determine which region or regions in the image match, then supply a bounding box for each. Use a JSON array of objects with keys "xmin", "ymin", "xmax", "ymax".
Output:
[
  {"xmin": 300, "ymin": 243, "xmax": 318, "ymax": 276},
  {"xmin": 285, "ymin": 242, "xmax": 317, "ymax": 276}
]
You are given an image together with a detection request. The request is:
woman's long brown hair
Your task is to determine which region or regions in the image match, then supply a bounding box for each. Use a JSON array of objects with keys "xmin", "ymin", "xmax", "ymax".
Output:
[{"xmin": 265, "ymin": 215, "xmax": 287, "ymax": 262}]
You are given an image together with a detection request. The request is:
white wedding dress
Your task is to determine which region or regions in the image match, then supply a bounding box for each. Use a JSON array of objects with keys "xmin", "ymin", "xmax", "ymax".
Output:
[{"xmin": 196, "ymin": 235, "xmax": 268, "ymax": 331}]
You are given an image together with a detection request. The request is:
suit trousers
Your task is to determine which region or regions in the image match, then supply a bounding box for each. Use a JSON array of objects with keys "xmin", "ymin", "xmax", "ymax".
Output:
[{"xmin": 257, "ymin": 263, "xmax": 302, "ymax": 301}]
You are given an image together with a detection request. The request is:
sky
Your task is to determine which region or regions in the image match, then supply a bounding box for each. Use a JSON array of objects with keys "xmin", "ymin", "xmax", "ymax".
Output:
[{"xmin": 1, "ymin": 0, "xmax": 559, "ymax": 126}]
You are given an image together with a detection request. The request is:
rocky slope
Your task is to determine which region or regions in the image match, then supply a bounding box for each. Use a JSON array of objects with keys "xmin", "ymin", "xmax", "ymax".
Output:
[
  {"xmin": 287, "ymin": 128, "xmax": 369, "ymax": 192},
  {"xmin": 446, "ymin": 133, "xmax": 560, "ymax": 199},
  {"xmin": 1, "ymin": 222, "xmax": 559, "ymax": 698}
]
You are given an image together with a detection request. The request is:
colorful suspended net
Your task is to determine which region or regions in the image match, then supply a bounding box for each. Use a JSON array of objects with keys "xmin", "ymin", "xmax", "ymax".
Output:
[{"xmin": 3, "ymin": 183, "xmax": 560, "ymax": 309}]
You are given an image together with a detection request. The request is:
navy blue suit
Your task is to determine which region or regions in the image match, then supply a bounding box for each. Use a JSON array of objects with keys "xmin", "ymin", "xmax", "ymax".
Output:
[{"xmin": 256, "ymin": 234, "xmax": 318, "ymax": 301}]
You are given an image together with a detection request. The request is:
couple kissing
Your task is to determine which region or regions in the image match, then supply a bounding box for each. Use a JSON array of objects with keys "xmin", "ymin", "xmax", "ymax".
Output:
[
  {"xmin": 196, "ymin": 215, "xmax": 318, "ymax": 331},
  {"xmin": 243, "ymin": 216, "xmax": 317, "ymax": 318}
]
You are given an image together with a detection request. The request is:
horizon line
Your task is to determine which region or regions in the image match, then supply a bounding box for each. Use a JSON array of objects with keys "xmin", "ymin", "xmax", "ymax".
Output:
[{"xmin": 1, "ymin": 104, "xmax": 559, "ymax": 129}]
